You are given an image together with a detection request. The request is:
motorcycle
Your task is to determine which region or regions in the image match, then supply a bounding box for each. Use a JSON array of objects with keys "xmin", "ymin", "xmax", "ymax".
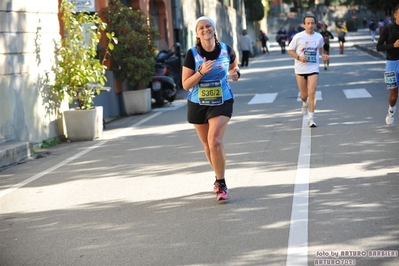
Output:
[
  {"xmin": 150, "ymin": 47, "xmax": 183, "ymax": 106},
  {"xmin": 159, "ymin": 43, "xmax": 183, "ymax": 90},
  {"xmin": 149, "ymin": 59, "xmax": 176, "ymax": 107}
]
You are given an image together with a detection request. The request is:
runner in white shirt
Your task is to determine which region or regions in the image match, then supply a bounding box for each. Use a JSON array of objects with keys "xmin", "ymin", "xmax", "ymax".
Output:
[{"xmin": 287, "ymin": 15, "xmax": 329, "ymax": 127}]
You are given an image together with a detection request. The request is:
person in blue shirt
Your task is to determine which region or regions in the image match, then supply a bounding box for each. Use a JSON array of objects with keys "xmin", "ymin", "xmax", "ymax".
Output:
[
  {"xmin": 181, "ymin": 16, "xmax": 240, "ymax": 201},
  {"xmin": 288, "ymin": 27, "xmax": 298, "ymax": 45},
  {"xmin": 276, "ymin": 27, "xmax": 288, "ymax": 54}
]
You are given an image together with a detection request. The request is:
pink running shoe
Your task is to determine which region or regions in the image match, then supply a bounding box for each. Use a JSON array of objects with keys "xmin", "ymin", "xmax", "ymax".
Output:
[
  {"xmin": 213, "ymin": 181, "xmax": 220, "ymax": 193},
  {"xmin": 216, "ymin": 185, "xmax": 229, "ymax": 201}
]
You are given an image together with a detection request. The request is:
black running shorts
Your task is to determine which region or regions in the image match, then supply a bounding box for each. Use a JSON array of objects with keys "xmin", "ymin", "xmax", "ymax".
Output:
[
  {"xmin": 323, "ymin": 43, "xmax": 330, "ymax": 53},
  {"xmin": 297, "ymin": 72, "xmax": 319, "ymax": 80},
  {"xmin": 187, "ymin": 98, "xmax": 234, "ymax": 124}
]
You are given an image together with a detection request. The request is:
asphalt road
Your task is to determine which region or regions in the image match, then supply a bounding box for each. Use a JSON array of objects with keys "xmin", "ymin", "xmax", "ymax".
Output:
[{"xmin": 1, "ymin": 29, "xmax": 398, "ymax": 266}]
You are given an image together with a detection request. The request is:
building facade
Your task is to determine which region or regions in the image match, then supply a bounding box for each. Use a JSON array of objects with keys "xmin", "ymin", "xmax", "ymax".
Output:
[
  {"xmin": 0, "ymin": 0, "xmax": 246, "ymax": 167},
  {"xmin": 0, "ymin": 0, "xmax": 63, "ymax": 146}
]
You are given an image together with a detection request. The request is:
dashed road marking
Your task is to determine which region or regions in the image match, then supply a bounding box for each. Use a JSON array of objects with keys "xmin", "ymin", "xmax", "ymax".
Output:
[
  {"xmin": 343, "ymin": 88, "xmax": 372, "ymax": 99},
  {"xmin": 297, "ymin": 91, "xmax": 323, "ymax": 101},
  {"xmin": 248, "ymin": 93, "xmax": 278, "ymax": 104}
]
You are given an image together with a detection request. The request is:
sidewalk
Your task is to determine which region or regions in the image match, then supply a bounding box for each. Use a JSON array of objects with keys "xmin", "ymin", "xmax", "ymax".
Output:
[
  {"xmin": 0, "ymin": 88, "xmax": 188, "ymax": 170},
  {"xmin": 348, "ymin": 28, "xmax": 385, "ymax": 60},
  {"xmin": 0, "ymin": 35, "xmax": 386, "ymax": 170},
  {"xmin": 354, "ymin": 42, "xmax": 385, "ymax": 60}
]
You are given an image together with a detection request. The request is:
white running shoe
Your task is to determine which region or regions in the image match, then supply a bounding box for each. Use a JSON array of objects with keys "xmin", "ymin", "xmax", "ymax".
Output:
[
  {"xmin": 386, "ymin": 106, "xmax": 396, "ymax": 125},
  {"xmin": 301, "ymin": 102, "xmax": 308, "ymax": 115},
  {"xmin": 308, "ymin": 117, "xmax": 317, "ymax": 127},
  {"xmin": 386, "ymin": 111, "xmax": 395, "ymax": 125}
]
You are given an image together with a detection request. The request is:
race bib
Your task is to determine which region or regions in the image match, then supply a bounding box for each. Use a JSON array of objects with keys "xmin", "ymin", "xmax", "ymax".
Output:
[
  {"xmin": 198, "ymin": 80, "xmax": 223, "ymax": 105},
  {"xmin": 384, "ymin": 71, "xmax": 397, "ymax": 89},
  {"xmin": 304, "ymin": 51, "xmax": 317, "ymax": 63}
]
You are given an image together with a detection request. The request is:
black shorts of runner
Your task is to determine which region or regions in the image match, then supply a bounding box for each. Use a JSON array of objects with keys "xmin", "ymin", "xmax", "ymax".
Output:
[
  {"xmin": 187, "ymin": 98, "xmax": 234, "ymax": 124},
  {"xmin": 323, "ymin": 43, "xmax": 330, "ymax": 53},
  {"xmin": 297, "ymin": 72, "xmax": 319, "ymax": 80}
]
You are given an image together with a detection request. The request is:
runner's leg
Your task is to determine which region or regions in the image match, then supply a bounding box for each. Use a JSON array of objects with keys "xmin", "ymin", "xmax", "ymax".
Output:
[{"xmin": 306, "ymin": 75, "xmax": 319, "ymax": 113}]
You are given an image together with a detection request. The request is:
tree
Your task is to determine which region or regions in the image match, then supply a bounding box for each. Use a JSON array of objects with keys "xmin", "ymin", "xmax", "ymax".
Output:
[
  {"xmin": 244, "ymin": 0, "xmax": 264, "ymax": 21},
  {"xmin": 282, "ymin": 0, "xmax": 316, "ymax": 10},
  {"xmin": 325, "ymin": 0, "xmax": 362, "ymax": 5},
  {"xmin": 102, "ymin": 0, "xmax": 159, "ymax": 90},
  {"xmin": 325, "ymin": 0, "xmax": 396, "ymax": 15},
  {"xmin": 362, "ymin": 0, "xmax": 396, "ymax": 14}
]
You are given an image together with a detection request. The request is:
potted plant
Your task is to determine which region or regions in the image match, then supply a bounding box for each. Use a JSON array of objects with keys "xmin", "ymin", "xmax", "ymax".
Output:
[
  {"xmin": 102, "ymin": 0, "xmax": 159, "ymax": 115},
  {"xmin": 53, "ymin": 0, "xmax": 117, "ymax": 141}
]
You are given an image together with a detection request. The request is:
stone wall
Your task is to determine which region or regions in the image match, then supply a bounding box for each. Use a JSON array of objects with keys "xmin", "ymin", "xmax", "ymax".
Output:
[
  {"xmin": 180, "ymin": 0, "xmax": 244, "ymax": 61},
  {"xmin": 0, "ymin": 0, "xmax": 66, "ymax": 145}
]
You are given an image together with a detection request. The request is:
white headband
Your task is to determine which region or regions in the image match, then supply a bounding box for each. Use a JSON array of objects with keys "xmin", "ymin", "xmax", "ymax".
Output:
[{"xmin": 195, "ymin": 16, "xmax": 216, "ymax": 31}]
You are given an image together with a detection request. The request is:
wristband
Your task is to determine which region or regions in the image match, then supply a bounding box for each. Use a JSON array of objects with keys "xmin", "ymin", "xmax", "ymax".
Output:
[
  {"xmin": 198, "ymin": 66, "xmax": 204, "ymax": 76},
  {"xmin": 296, "ymin": 55, "xmax": 300, "ymax": 60}
]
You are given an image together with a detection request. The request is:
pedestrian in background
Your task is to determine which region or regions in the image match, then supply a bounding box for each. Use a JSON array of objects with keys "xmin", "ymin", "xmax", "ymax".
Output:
[
  {"xmin": 369, "ymin": 19, "xmax": 377, "ymax": 43},
  {"xmin": 287, "ymin": 15, "xmax": 329, "ymax": 128},
  {"xmin": 276, "ymin": 27, "xmax": 288, "ymax": 54},
  {"xmin": 320, "ymin": 24, "xmax": 334, "ymax": 70},
  {"xmin": 376, "ymin": 4, "xmax": 399, "ymax": 125},
  {"xmin": 384, "ymin": 15, "xmax": 392, "ymax": 26},
  {"xmin": 259, "ymin": 30, "xmax": 269, "ymax": 54},
  {"xmin": 239, "ymin": 29, "xmax": 252, "ymax": 67},
  {"xmin": 181, "ymin": 16, "xmax": 241, "ymax": 201},
  {"xmin": 288, "ymin": 26, "xmax": 298, "ymax": 44},
  {"xmin": 336, "ymin": 22, "xmax": 348, "ymax": 54}
]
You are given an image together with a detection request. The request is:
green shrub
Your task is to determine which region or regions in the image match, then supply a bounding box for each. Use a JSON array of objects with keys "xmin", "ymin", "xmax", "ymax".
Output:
[{"xmin": 102, "ymin": 0, "xmax": 159, "ymax": 90}]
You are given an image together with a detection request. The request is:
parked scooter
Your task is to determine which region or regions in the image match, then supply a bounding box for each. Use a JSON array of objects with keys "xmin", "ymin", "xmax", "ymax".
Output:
[
  {"xmin": 149, "ymin": 54, "xmax": 176, "ymax": 107},
  {"xmin": 149, "ymin": 66, "xmax": 176, "ymax": 107},
  {"xmin": 160, "ymin": 43, "xmax": 182, "ymax": 90}
]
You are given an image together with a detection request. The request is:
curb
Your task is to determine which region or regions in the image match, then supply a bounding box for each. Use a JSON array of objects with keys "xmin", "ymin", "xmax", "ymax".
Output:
[
  {"xmin": 0, "ymin": 141, "xmax": 31, "ymax": 170},
  {"xmin": 354, "ymin": 44, "xmax": 385, "ymax": 60}
]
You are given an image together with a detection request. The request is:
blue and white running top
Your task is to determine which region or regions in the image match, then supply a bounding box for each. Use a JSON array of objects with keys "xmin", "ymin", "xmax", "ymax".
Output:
[{"xmin": 187, "ymin": 42, "xmax": 234, "ymax": 105}]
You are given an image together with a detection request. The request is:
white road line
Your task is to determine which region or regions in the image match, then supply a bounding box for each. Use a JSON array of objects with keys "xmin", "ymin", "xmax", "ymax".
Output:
[
  {"xmin": 102, "ymin": 112, "xmax": 162, "ymax": 140},
  {"xmin": 297, "ymin": 91, "xmax": 323, "ymax": 101},
  {"xmin": 152, "ymin": 100, "xmax": 186, "ymax": 111},
  {"xmin": 286, "ymin": 115, "xmax": 311, "ymax": 266},
  {"xmin": 0, "ymin": 112, "xmax": 165, "ymax": 198},
  {"xmin": 343, "ymin": 88, "xmax": 372, "ymax": 99},
  {"xmin": 248, "ymin": 93, "xmax": 278, "ymax": 104}
]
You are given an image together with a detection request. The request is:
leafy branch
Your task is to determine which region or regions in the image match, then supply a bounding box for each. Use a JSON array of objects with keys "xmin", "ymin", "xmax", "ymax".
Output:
[{"xmin": 53, "ymin": 0, "xmax": 117, "ymax": 110}]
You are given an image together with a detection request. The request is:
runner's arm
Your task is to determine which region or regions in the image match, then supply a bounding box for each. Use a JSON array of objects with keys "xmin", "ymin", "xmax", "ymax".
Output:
[{"xmin": 376, "ymin": 26, "xmax": 397, "ymax": 52}]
